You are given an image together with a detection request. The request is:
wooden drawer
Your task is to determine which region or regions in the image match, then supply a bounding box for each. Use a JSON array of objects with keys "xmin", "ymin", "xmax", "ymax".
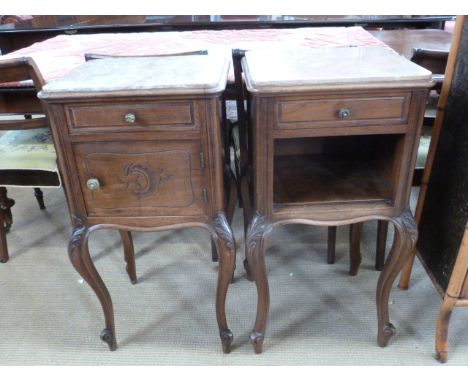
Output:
[
  {"xmin": 67, "ymin": 101, "xmax": 197, "ymax": 132},
  {"xmin": 72, "ymin": 140, "xmax": 207, "ymax": 218},
  {"xmin": 275, "ymin": 94, "xmax": 410, "ymax": 130}
]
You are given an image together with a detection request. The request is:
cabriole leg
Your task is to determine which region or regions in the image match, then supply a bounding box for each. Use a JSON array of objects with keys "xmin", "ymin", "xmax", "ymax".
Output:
[
  {"xmin": 212, "ymin": 212, "xmax": 236, "ymax": 353},
  {"xmin": 376, "ymin": 208, "xmax": 417, "ymax": 347},
  {"xmin": 246, "ymin": 212, "xmax": 272, "ymax": 354},
  {"xmin": 69, "ymin": 219, "xmax": 117, "ymax": 350}
]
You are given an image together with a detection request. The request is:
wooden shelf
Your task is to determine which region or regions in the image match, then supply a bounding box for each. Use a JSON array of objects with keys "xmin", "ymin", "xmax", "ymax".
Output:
[{"xmin": 273, "ymin": 155, "xmax": 393, "ymax": 207}]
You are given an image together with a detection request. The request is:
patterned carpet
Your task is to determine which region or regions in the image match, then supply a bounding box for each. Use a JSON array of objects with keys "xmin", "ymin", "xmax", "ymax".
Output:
[{"xmin": 0, "ymin": 186, "xmax": 467, "ymax": 365}]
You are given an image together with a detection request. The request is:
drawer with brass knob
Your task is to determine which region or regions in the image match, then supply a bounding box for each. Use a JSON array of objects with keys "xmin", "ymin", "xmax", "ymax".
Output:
[
  {"xmin": 65, "ymin": 101, "xmax": 199, "ymax": 133},
  {"xmin": 273, "ymin": 93, "xmax": 411, "ymax": 134}
]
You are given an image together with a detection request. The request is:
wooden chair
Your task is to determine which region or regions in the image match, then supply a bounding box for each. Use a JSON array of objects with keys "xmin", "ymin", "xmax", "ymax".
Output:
[
  {"xmin": 84, "ymin": 51, "xmax": 238, "ymax": 269},
  {"xmin": 0, "ymin": 58, "xmax": 141, "ymax": 285},
  {"xmin": 0, "ymin": 57, "xmax": 61, "ymax": 263}
]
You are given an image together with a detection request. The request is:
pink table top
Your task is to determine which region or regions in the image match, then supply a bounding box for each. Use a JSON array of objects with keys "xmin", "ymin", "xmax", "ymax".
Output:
[{"xmin": 0, "ymin": 26, "xmax": 389, "ymax": 85}]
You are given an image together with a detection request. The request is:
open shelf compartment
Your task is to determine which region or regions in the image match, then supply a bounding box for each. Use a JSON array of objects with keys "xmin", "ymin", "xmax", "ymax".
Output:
[{"xmin": 273, "ymin": 134, "xmax": 404, "ymax": 209}]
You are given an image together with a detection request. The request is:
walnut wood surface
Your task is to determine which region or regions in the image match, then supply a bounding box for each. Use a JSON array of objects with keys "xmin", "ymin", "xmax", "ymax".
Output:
[
  {"xmin": 242, "ymin": 48, "xmax": 430, "ymax": 352},
  {"xmin": 369, "ymin": 29, "xmax": 452, "ymax": 60},
  {"xmin": 41, "ymin": 75, "xmax": 236, "ymax": 352},
  {"xmin": 68, "ymin": 101, "xmax": 196, "ymax": 130}
]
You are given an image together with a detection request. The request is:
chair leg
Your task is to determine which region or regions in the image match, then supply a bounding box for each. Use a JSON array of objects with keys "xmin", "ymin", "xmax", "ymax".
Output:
[
  {"xmin": 119, "ymin": 230, "xmax": 137, "ymax": 284},
  {"xmin": 0, "ymin": 187, "xmax": 15, "ymax": 232},
  {"xmin": 211, "ymin": 239, "xmax": 218, "ymax": 262},
  {"xmin": 376, "ymin": 220, "xmax": 389, "ymax": 271},
  {"xmin": 0, "ymin": 209, "xmax": 9, "ymax": 263},
  {"xmin": 0, "ymin": 187, "xmax": 14, "ymax": 263},
  {"xmin": 349, "ymin": 223, "xmax": 364, "ymax": 276},
  {"xmin": 398, "ymin": 250, "xmax": 417, "ymax": 290},
  {"xmin": 327, "ymin": 226, "xmax": 337, "ymax": 264},
  {"xmin": 34, "ymin": 188, "xmax": 46, "ymax": 210},
  {"xmin": 435, "ymin": 294, "xmax": 457, "ymax": 363}
]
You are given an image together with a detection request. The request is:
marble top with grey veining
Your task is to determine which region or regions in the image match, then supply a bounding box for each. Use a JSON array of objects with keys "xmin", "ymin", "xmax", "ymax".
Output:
[
  {"xmin": 242, "ymin": 46, "xmax": 433, "ymax": 93},
  {"xmin": 39, "ymin": 51, "xmax": 230, "ymax": 98}
]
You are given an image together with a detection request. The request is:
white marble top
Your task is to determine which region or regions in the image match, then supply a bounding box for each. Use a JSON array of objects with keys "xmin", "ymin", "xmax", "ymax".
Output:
[
  {"xmin": 39, "ymin": 51, "xmax": 230, "ymax": 98},
  {"xmin": 242, "ymin": 46, "xmax": 433, "ymax": 93}
]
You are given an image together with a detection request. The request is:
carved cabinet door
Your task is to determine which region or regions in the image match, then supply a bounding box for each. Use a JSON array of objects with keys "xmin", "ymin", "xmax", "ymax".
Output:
[{"xmin": 72, "ymin": 140, "xmax": 208, "ymax": 218}]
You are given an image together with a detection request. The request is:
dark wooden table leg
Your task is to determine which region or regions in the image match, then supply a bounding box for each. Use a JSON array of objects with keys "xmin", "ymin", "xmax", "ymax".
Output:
[
  {"xmin": 68, "ymin": 220, "xmax": 117, "ymax": 351},
  {"xmin": 34, "ymin": 187, "xmax": 46, "ymax": 210},
  {"xmin": 211, "ymin": 239, "xmax": 219, "ymax": 262},
  {"xmin": 376, "ymin": 220, "xmax": 389, "ymax": 271},
  {"xmin": 0, "ymin": 187, "xmax": 14, "ymax": 233},
  {"xmin": 0, "ymin": 187, "xmax": 14, "ymax": 261},
  {"xmin": 246, "ymin": 213, "xmax": 272, "ymax": 354},
  {"xmin": 376, "ymin": 208, "xmax": 417, "ymax": 347},
  {"xmin": 212, "ymin": 212, "xmax": 236, "ymax": 353},
  {"xmin": 349, "ymin": 222, "xmax": 364, "ymax": 276},
  {"xmin": 240, "ymin": 169, "xmax": 254, "ymax": 281},
  {"xmin": 0, "ymin": 209, "xmax": 9, "ymax": 263},
  {"xmin": 119, "ymin": 230, "xmax": 137, "ymax": 284},
  {"xmin": 327, "ymin": 226, "xmax": 337, "ymax": 264}
]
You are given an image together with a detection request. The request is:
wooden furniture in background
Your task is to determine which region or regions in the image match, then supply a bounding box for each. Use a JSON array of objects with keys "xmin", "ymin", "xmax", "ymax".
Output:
[
  {"xmin": 399, "ymin": 17, "xmax": 464, "ymax": 291},
  {"xmin": 395, "ymin": 16, "xmax": 468, "ymax": 362},
  {"xmin": 436, "ymin": 225, "xmax": 468, "ymax": 362},
  {"xmin": 0, "ymin": 57, "xmax": 60, "ymax": 262},
  {"xmin": 370, "ymin": 47, "xmax": 450, "ymax": 274},
  {"xmin": 0, "ymin": 16, "xmax": 454, "ymax": 54},
  {"xmin": 39, "ymin": 54, "xmax": 236, "ymax": 353},
  {"xmin": 349, "ymin": 29, "xmax": 453, "ymax": 272},
  {"xmin": 241, "ymin": 46, "xmax": 432, "ymax": 353},
  {"xmin": 369, "ymin": 29, "xmax": 452, "ymax": 61}
]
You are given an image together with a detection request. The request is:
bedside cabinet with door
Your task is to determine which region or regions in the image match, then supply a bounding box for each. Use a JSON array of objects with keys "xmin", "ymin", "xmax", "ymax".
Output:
[{"xmin": 39, "ymin": 54, "xmax": 236, "ymax": 353}]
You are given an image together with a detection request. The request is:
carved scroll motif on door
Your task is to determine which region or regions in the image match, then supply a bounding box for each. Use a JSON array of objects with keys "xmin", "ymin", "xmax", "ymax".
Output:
[{"xmin": 119, "ymin": 163, "xmax": 172, "ymax": 199}]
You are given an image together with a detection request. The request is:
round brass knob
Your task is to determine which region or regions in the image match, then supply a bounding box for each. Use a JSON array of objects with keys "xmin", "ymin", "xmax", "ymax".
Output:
[
  {"xmin": 124, "ymin": 113, "xmax": 136, "ymax": 123},
  {"xmin": 338, "ymin": 108, "xmax": 351, "ymax": 119},
  {"xmin": 86, "ymin": 178, "xmax": 100, "ymax": 191}
]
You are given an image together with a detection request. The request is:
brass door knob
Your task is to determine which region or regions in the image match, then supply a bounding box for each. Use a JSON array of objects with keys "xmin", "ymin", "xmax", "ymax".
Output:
[
  {"xmin": 124, "ymin": 113, "xmax": 136, "ymax": 123},
  {"xmin": 86, "ymin": 178, "xmax": 101, "ymax": 191},
  {"xmin": 338, "ymin": 108, "xmax": 351, "ymax": 119}
]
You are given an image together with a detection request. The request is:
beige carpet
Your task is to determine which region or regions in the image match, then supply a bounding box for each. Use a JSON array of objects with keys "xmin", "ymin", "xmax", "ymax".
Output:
[{"xmin": 0, "ymin": 186, "xmax": 467, "ymax": 365}]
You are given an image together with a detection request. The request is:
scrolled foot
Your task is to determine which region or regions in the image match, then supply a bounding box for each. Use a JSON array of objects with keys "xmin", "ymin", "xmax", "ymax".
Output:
[
  {"xmin": 244, "ymin": 258, "xmax": 254, "ymax": 281},
  {"xmin": 220, "ymin": 329, "xmax": 234, "ymax": 354},
  {"xmin": 436, "ymin": 351, "xmax": 448, "ymax": 363},
  {"xmin": 250, "ymin": 331, "xmax": 265, "ymax": 354},
  {"xmin": 0, "ymin": 257, "xmax": 8, "ymax": 263},
  {"xmin": 100, "ymin": 328, "xmax": 117, "ymax": 351},
  {"xmin": 378, "ymin": 322, "xmax": 396, "ymax": 347}
]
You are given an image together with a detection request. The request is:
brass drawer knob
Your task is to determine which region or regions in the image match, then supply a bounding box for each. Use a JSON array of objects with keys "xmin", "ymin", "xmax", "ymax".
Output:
[
  {"xmin": 338, "ymin": 108, "xmax": 351, "ymax": 119},
  {"xmin": 124, "ymin": 113, "xmax": 136, "ymax": 123},
  {"xmin": 86, "ymin": 178, "xmax": 101, "ymax": 191}
]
